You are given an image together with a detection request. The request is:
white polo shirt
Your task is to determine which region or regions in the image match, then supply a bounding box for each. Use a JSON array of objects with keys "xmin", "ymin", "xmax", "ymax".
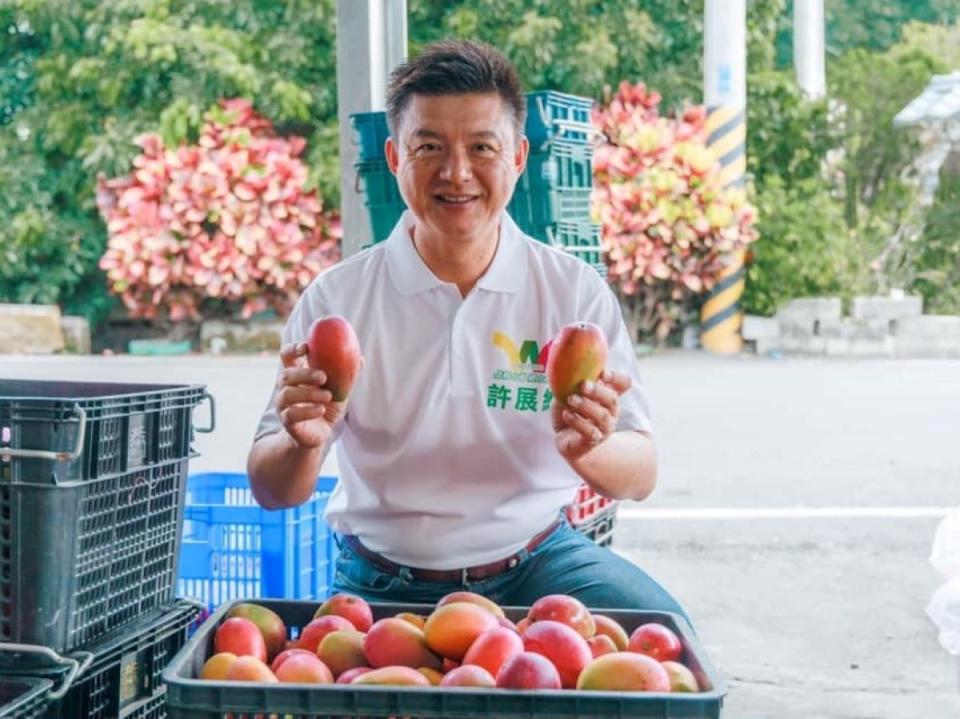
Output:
[{"xmin": 255, "ymin": 210, "xmax": 653, "ymax": 569}]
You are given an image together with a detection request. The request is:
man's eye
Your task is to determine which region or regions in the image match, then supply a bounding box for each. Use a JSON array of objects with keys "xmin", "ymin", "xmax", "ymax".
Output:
[
  {"xmin": 475, "ymin": 144, "xmax": 497, "ymax": 153},
  {"xmin": 416, "ymin": 143, "xmax": 440, "ymax": 153}
]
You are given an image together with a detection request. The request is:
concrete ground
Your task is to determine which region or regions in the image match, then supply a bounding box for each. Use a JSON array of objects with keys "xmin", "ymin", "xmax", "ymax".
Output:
[{"xmin": 2, "ymin": 352, "xmax": 958, "ymax": 718}]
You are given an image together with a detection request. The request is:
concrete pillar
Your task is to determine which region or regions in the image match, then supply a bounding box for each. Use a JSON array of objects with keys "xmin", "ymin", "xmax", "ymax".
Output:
[
  {"xmin": 700, "ymin": 0, "xmax": 748, "ymax": 354},
  {"xmin": 336, "ymin": 0, "xmax": 407, "ymax": 258},
  {"xmin": 794, "ymin": 0, "xmax": 826, "ymax": 99}
]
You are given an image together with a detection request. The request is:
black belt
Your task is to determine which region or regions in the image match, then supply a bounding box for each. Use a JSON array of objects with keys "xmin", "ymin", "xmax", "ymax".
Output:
[{"xmin": 341, "ymin": 517, "xmax": 563, "ymax": 584}]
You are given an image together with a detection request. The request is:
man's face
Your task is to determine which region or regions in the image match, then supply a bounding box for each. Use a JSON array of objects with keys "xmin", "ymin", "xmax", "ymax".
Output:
[{"xmin": 385, "ymin": 92, "xmax": 529, "ymax": 244}]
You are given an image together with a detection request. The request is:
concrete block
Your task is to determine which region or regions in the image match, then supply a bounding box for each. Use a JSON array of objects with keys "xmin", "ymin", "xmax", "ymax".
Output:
[
  {"xmin": 778, "ymin": 324, "xmax": 827, "ymax": 354},
  {"xmin": 819, "ymin": 318, "xmax": 889, "ymax": 342},
  {"xmin": 824, "ymin": 335, "xmax": 893, "ymax": 357},
  {"xmin": 0, "ymin": 303, "xmax": 65, "ymax": 354},
  {"xmin": 777, "ymin": 297, "xmax": 842, "ymax": 322},
  {"xmin": 742, "ymin": 315, "xmax": 780, "ymax": 341},
  {"xmin": 852, "ymin": 294, "xmax": 923, "ymax": 322},
  {"xmin": 776, "ymin": 298, "xmax": 842, "ymax": 343},
  {"xmin": 893, "ymin": 315, "xmax": 960, "ymax": 357},
  {"xmin": 896, "ymin": 315, "xmax": 960, "ymax": 340},
  {"xmin": 755, "ymin": 338, "xmax": 783, "ymax": 356},
  {"xmin": 60, "ymin": 316, "xmax": 91, "ymax": 354},
  {"xmin": 200, "ymin": 319, "xmax": 284, "ymax": 354}
]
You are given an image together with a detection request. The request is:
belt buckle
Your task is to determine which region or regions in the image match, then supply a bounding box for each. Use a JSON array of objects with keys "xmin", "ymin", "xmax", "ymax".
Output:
[{"xmin": 461, "ymin": 566, "xmax": 470, "ymax": 584}]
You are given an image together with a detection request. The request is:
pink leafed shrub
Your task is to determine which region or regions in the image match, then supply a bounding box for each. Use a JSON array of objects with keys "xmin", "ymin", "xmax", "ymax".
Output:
[
  {"xmin": 591, "ymin": 81, "xmax": 758, "ymax": 341},
  {"xmin": 97, "ymin": 99, "xmax": 340, "ymax": 321}
]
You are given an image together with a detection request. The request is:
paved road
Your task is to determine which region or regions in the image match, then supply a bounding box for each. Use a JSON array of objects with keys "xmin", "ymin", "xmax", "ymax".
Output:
[{"xmin": 2, "ymin": 352, "xmax": 958, "ymax": 717}]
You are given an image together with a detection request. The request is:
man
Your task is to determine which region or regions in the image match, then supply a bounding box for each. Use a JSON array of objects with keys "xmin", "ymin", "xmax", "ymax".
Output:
[{"xmin": 248, "ymin": 40, "xmax": 687, "ymax": 618}]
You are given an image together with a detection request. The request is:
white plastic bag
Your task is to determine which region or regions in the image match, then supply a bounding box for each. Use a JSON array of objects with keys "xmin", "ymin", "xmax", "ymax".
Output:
[
  {"xmin": 930, "ymin": 509, "xmax": 960, "ymax": 578},
  {"xmin": 927, "ymin": 577, "xmax": 960, "ymax": 656}
]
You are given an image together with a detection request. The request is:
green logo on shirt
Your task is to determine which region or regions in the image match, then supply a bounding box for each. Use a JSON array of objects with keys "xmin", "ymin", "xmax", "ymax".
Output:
[{"xmin": 487, "ymin": 331, "xmax": 554, "ymax": 413}]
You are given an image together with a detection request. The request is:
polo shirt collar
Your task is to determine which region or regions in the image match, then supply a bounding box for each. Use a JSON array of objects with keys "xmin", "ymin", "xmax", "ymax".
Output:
[
  {"xmin": 475, "ymin": 211, "xmax": 527, "ymax": 294},
  {"xmin": 385, "ymin": 211, "xmax": 442, "ymax": 296},
  {"xmin": 385, "ymin": 210, "xmax": 528, "ymax": 296}
]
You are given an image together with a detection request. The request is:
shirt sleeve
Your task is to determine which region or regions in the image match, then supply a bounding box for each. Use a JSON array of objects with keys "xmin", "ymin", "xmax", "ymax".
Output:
[{"xmin": 577, "ymin": 268, "xmax": 655, "ymax": 435}]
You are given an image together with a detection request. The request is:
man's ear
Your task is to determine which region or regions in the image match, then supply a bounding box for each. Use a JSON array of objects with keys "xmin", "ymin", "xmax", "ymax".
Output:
[
  {"xmin": 513, "ymin": 135, "xmax": 529, "ymax": 175},
  {"xmin": 385, "ymin": 136, "xmax": 399, "ymax": 175}
]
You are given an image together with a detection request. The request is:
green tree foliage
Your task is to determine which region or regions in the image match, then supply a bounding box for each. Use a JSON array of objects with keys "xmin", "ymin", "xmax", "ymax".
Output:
[
  {"xmin": 743, "ymin": 17, "xmax": 959, "ymax": 315},
  {"xmin": 410, "ymin": 0, "xmax": 788, "ymax": 108},
  {"xmin": 0, "ymin": 0, "xmax": 339, "ymax": 323},
  {"xmin": 824, "ymin": 0, "xmax": 956, "ymax": 54},
  {"xmin": 830, "ymin": 46, "xmax": 942, "ymax": 233},
  {"xmin": 912, "ymin": 167, "xmax": 960, "ymax": 315},
  {"xmin": 741, "ymin": 70, "xmax": 862, "ymax": 315},
  {"xmin": 4, "ymin": 0, "xmax": 959, "ymax": 330},
  {"xmin": 773, "ymin": 0, "xmax": 958, "ymax": 67},
  {"xmin": 827, "ymin": 35, "xmax": 949, "ymax": 298},
  {"xmin": 409, "ymin": 0, "xmax": 704, "ymax": 109}
]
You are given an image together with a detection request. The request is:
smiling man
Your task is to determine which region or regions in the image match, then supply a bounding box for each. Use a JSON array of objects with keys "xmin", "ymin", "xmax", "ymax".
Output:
[{"xmin": 247, "ymin": 40, "xmax": 689, "ymax": 620}]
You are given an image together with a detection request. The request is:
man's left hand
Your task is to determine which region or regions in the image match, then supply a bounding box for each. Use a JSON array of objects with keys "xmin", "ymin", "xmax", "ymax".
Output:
[{"xmin": 551, "ymin": 369, "xmax": 632, "ymax": 461}]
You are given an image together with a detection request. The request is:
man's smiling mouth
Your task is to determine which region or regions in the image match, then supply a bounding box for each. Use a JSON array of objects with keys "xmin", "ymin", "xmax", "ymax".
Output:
[{"xmin": 435, "ymin": 194, "xmax": 479, "ymax": 204}]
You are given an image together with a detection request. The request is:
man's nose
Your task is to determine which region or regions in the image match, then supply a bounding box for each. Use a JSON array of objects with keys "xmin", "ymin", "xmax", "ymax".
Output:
[{"xmin": 438, "ymin": 147, "xmax": 473, "ymax": 183}]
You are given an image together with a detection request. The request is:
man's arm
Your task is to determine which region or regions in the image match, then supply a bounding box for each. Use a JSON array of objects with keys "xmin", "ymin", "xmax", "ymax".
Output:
[
  {"xmin": 552, "ymin": 369, "xmax": 657, "ymax": 501},
  {"xmin": 566, "ymin": 429, "xmax": 657, "ymax": 501},
  {"xmin": 247, "ymin": 431, "xmax": 329, "ymax": 509},
  {"xmin": 247, "ymin": 341, "xmax": 346, "ymax": 510}
]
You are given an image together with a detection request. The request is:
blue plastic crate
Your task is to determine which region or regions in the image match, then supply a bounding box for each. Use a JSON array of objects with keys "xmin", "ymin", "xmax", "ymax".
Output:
[
  {"xmin": 351, "ymin": 91, "xmax": 596, "ymax": 163},
  {"xmin": 525, "ymin": 91, "xmax": 596, "ymax": 149},
  {"xmin": 351, "ymin": 112, "xmax": 391, "ymax": 164},
  {"xmin": 177, "ymin": 473, "xmax": 338, "ymax": 610},
  {"xmin": 549, "ymin": 220, "xmax": 607, "ymax": 277},
  {"xmin": 355, "ymin": 141, "xmax": 599, "ymax": 248}
]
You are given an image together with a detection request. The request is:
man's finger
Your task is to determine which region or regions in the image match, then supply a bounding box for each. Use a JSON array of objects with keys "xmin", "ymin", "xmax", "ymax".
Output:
[
  {"xmin": 278, "ymin": 385, "xmax": 333, "ymax": 409},
  {"xmin": 280, "ymin": 341, "xmax": 308, "ymax": 369},
  {"xmin": 280, "ymin": 367, "xmax": 327, "ymax": 389},
  {"xmin": 581, "ymin": 379, "xmax": 618, "ymax": 410},
  {"xmin": 562, "ymin": 409, "xmax": 602, "ymax": 443},
  {"xmin": 567, "ymin": 394, "xmax": 609, "ymax": 427},
  {"xmin": 601, "ymin": 369, "xmax": 632, "ymax": 395},
  {"xmin": 281, "ymin": 404, "xmax": 327, "ymax": 426}
]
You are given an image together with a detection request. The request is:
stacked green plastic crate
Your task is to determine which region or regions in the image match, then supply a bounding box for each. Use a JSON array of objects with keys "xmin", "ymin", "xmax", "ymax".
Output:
[{"xmin": 350, "ymin": 91, "xmax": 605, "ymax": 275}]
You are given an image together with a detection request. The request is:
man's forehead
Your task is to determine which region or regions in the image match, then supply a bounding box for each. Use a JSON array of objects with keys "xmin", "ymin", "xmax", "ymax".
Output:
[
  {"xmin": 411, "ymin": 128, "xmax": 502, "ymax": 140},
  {"xmin": 399, "ymin": 93, "xmax": 513, "ymax": 134}
]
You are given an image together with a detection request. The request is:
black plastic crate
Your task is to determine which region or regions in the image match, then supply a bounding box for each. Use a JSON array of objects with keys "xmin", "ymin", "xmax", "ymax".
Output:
[
  {"xmin": 0, "ymin": 380, "xmax": 210, "ymax": 484},
  {"xmin": 164, "ymin": 599, "xmax": 726, "ymax": 718},
  {"xmin": 2, "ymin": 600, "xmax": 202, "ymax": 719},
  {"xmin": 0, "ymin": 380, "xmax": 213, "ymax": 654},
  {"xmin": 0, "ymin": 677, "xmax": 51, "ymax": 719},
  {"xmin": 0, "ymin": 457, "xmax": 194, "ymax": 654}
]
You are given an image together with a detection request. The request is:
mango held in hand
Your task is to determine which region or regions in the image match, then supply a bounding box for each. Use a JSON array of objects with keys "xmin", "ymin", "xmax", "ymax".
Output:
[
  {"xmin": 306, "ymin": 316, "xmax": 361, "ymax": 402},
  {"xmin": 546, "ymin": 322, "xmax": 609, "ymax": 406}
]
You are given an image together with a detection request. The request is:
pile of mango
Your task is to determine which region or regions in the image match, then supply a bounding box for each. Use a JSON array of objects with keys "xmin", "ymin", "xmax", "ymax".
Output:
[{"xmin": 201, "ymin": 592, "xmax": 702, "ymax": 693}]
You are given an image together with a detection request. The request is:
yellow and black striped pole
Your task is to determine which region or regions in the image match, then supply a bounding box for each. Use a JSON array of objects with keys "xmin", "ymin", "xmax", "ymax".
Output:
[
  {"xmin": 700, "ymin": 106, "xmax": 747, "ymax": 353},
  {"xmin": 701, "ymin": 0, "xmax": 747, "ymax": 354}
]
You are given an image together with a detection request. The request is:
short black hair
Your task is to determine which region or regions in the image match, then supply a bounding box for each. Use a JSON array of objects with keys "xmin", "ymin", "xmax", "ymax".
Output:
[{"xmin": 386, "ymin": 40, "xmax": 526, "ymax": 139}]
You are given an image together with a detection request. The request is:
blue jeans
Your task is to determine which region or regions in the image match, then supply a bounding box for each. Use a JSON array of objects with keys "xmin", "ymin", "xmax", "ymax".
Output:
[{"xmin": 331, "ymin": 516, "xmax": 691, "ymax": 625}]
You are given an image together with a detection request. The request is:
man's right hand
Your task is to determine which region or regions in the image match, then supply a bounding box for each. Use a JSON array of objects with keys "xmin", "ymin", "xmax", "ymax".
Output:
[{"xmin": 276, "ymin": 341, "xmax": 347, "ymax": 449}]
